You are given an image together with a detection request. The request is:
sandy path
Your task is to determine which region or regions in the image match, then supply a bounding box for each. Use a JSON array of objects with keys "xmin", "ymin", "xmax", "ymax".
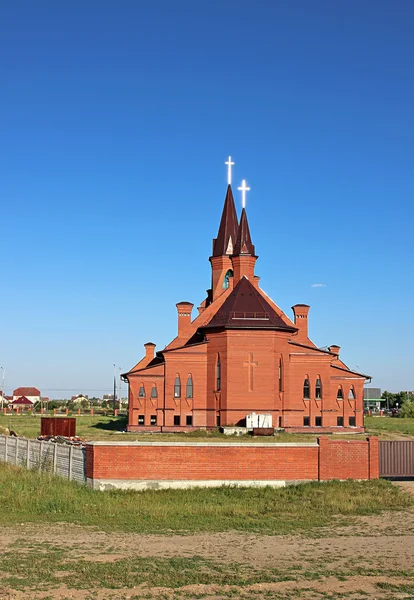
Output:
[{"xmin": 1, "ymin": 504, "xmax": 414, "ymax": 599}]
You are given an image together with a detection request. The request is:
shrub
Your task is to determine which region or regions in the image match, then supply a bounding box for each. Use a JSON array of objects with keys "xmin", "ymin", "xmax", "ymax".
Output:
[{"xmin": 400, "ymin": 400, "xmax": 414, "ymax": 418}]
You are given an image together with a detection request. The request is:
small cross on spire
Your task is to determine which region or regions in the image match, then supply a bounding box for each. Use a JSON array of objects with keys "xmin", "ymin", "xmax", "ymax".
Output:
[
  {"xmin": 238, "ymin": 179, "xmax": 250, "ymax": 209},
  {"xmin": 225, "ymin": 156, "xmax": 235, "ymax": 185}
]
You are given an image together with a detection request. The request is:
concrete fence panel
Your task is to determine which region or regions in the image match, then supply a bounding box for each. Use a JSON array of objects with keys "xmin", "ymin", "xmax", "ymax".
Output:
[{"xmin": 0, "ymin": 435, "xmax": 86, "ymax": 483}]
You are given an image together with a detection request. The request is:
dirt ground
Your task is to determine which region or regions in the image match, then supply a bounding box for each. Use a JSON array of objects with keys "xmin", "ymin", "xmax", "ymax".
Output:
[{"xmin": 1, "ymin": 486, "xmax": 414, "ymax": 599}]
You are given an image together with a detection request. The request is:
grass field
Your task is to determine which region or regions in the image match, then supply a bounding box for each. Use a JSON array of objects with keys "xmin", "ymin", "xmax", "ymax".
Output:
[
  {"xmin": 364, "ymin": 415, "xmax": 414, "ymax": 437},
  {"xmin": 2, "ymin": 413, "xmax": 414, "ymax": 443},
  {"xmin": 0, "ymin": 462, "xmax": 412, "ymax": 535},
  {"xmin": 1, "ymin": 462, "xmax": 414, "ymax": 599}
]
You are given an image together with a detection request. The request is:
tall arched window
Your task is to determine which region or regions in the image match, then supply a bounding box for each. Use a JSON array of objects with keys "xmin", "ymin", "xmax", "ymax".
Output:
[
  {"xmin": 151, "ymin": 384, "xmax": 158, "ymax": 398},
  {"xmin": 222, "ymin": 269, "xmax": 234, "ymax": 289},
  {"xmin": 216, "ymin": 355, "xmax": 221, "ymax": 391},
  {"xmin": 315, "ymin": 378, "xmax": 322, "ymax": 399},
  {"xmin": 303, "ymin": 378, "xmax": 310, "ymax": 399},
  {"xmin": 138, "ymin": 384, "xmax": 145, "ymax": 398},
  {"xmin": 278, "ymin": 359, "xmax": 283, "ymax": 392},
  {"xmin": 174, "ymin": 375, "xmax": 181, "ymax": 398},
  {"xmin": 186, "ymin": 375, "xmax": 193, "ymax": 398},
  {"xmin": 349, "ymin": 387, "xmax": 356, "ymax": 400},
  {"xmin": 337, "ymin": 386, "xmax": 344, "ymax": 399}
]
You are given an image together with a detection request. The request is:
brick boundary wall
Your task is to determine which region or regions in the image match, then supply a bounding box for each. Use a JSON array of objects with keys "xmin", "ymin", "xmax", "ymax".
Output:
[{"xmin": 85, "ymin": 437, "xmax": 379, "ymax": 491}]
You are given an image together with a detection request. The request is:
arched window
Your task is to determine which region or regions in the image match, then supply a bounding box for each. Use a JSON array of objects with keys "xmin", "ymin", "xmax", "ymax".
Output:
[
  {"xmin": 151, "ymin": 384, "xmax": 158, "ymax": 398},
  {"xmin": 303, "ymin": 378, "xmax": 310, "ymax": 399},
  {"xmin": 278, "ymin": 359, "xmax": 283, "ymax": 392},
  {"xmin": 186, "ymin": 375, "xmax": 193, "ymax": 398},
  {"xmin": 337, "ymin": 386, "xmax": 344, "ymax": 400},
  {"xmin": 216, "ymin": 355, "xmax": 221, "ymax": 391},
  {"xmin": 222, "ymin": 269, "xmax": 234, "ymax": 290},
  {"xmin": 349, "ymin": 387, "xmax": 356, "ymax": 400},
  {"xmin": 174, "ymin": 375, "xmax": 181, "ymax": 398},
  {"xmin": 315, "ymin": 378, "xmax": 322, "ymax": 399},
  {"xmin": 138, "ymin": 384, "xmax": 145, "ymax": 398}
]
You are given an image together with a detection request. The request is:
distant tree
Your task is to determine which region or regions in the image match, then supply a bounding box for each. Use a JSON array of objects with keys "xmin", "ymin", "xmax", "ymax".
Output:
[
  {"xmin": 381, "ymin": 391, "xmax": 397, "ymax": 408},
  {"xmin": 48, "ymin": 400, "xmax": 61, "ymax": 410},
  {"xmin": 395, "ymin": 391, "xmax": 410, "ymax": 406},
  {"xmin": 400, "ymin": 400, "xmax": 414, "ymax": 418}
]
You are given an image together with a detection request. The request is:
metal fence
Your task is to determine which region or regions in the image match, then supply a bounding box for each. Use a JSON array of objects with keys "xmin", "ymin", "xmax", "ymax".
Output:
[
  {"xmin": 0, "ymin": 435, "xmax": 86, "ymax": 484},
  {"xmin": 379, "ymin": 440, "xmax": 414, "ymax": 478}
]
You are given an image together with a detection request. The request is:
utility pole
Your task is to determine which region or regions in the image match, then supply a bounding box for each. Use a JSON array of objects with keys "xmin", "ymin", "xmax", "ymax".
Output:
[
  {"xmin": 113, "ymin": 364, "xmax": 117, "ymax": 412},
  {"xmin": 119, "ymin": 367, "xmax": 122, "ymax": 412}
]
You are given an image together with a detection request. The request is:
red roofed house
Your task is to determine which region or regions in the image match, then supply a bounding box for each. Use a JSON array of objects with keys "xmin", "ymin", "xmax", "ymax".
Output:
[
  {"xmin": 124, "ymin": 169, "xmax": 369, "ymax": 433},
  {"xmin": 9, "ymin": 396, "xmax": 36, "ymax": 410},
  {"xmin": 13, "ymin": 387, "xmax": 41, "ymax": 405}
]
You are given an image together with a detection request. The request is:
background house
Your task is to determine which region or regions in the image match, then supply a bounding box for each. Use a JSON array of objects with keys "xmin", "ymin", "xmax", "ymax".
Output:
[
  {"xmin": 363, "ymin": 388, "xmax": 384, "ymax": 411},
  {"xmin": 9, "ymin": 396, "xmax": 35, "ymax": 410},
  {"xmin": 71, "ymin": 394, "xmax": 89, "ymax": 404},
  {"xmin": 13, "ymin": 387, "xmax": 41, "ymax": 404}
]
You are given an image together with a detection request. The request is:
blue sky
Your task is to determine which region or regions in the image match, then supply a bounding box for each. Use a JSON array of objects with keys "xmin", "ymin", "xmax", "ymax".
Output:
[{"xmin": 1, "ymin": 0, "xmax": 413, "ymax": 397}]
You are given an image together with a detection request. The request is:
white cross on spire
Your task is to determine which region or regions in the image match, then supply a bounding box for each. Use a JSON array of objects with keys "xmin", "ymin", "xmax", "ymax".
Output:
[
  {"xmin": 238, "ymin": 179, "xmax": 250, "ymax": 209},
  {"xmin": 225, "ymin": 156, "xmax": 235, "ymax": 185}
]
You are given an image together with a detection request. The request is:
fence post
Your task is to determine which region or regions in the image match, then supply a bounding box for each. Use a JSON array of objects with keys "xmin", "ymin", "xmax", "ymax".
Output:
[
  {"xmin": 53, "ymin": 443, "xmax": 58, "ymax": 474},
  {"xmin": 39, "ymin": 441, "xmax": 43, "ymax": 471},
  {"xmin": 5, "ymin": 435, "xmax": 8, "ymax": 462},
  {"xmin": 15, "ymin": 438, "xmax": 18, "ymax": 465},
  {"xmin": 69, "ymin": 445, "xmax": 73, "ymax": 481},
  {"xmin": 27, "ymin": 438, "xmax": 30, "ymax": 468}
]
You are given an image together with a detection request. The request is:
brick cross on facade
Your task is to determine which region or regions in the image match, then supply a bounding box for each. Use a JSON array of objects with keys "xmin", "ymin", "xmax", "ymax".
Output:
[{"xmin": 243, "ymin": 352, "xmax": 258, "ymax": 392}]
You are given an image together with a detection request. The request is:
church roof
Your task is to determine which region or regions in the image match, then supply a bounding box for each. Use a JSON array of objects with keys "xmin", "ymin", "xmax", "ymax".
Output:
[
  {"xmin": 212, "ymin": 185, "xmax": 239, "ymax": 256},
  {"xmin": 233, "ymin": 208, "xmax": 255, "ymax": 255},
  {"xmin": 202, "ymin": 277, "xmax": 297, "ymax": 331}
]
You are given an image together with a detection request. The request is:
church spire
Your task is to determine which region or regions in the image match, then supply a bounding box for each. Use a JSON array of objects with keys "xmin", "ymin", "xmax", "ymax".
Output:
[
  {"xmin": 212, "ymin": 185, "xmax": 239, "ymax": 257},
  {"xmin": 233, "ymin": 207, "xmax": 255, "ymax": 256}
]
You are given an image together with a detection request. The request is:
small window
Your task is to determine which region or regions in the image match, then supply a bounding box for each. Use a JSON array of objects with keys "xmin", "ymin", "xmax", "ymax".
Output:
[
  {"xmin": 303, "ymin": 378, "xmax": 310, "ymax": 399},
  {"xmin": 186, "ymin": 375, "xmax": 193, "ymax": 398},
  {"xmin": 216, "ymin": 415, "xmax": 221, "ymax": 427},
  {"xmin": 315, "ymin": 378, "xmax": 322, "ymax": 399},
  {"xmin": 151, "ymin": 385, "xmax": 158, "ymax": 398},
  {"xmin": 150, "ymin": 415, "xmax": 157, "ymax": 425},
  {"xmin": 138, "ymin": 385, "xmax": 145, "ymax": 398},
  {"xmin": 315, "ymin": 416, "xmax": 322, "ymax": 427},
  {"xmin": 222, "ymin": 269, "xmax": 233, "ymax": 289},
  {"xmin": 173, "ymin": 415, "xmax": 180, "ymax": 426},
  {"xmin": 303, "ymin": 416, "xmax": 310, "ymax": 427},
  {"xmin": 278, "ymin": 359, "xmax": 283, "ymax": 392},
  {"xmin": 337, "ymin": 416, "xmax": 344, "ymax": 427},
  {"xmin": 216, "ymin": 355, "xmax": 221, "ymax": 391},
  {"xmin": 337, "ymin": 386, "xmax": 344, "ymax": 400},
  {"xmin": 138, "ymin": 414, "xmax": 145, "ymax": 425},
  {"xmin": 186, "ymin": 415, "xmax": 193, "ymax": 426},
  {"xmin": 349, "ymin": 388, "xmax": 356, "ymax": 400},
  {"xmin": 174, "ymin": 375, "xmax": 181, "ymax": 398},
  {"xmin": 349, "ymin": 416, "xmax": 356, "ymax": 427}
]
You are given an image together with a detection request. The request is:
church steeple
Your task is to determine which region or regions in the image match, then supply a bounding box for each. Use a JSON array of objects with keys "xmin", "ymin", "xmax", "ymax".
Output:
[
  {"xmin": 209, "ymin": 185, "xmax": 239, "ymax": 302},
  {"xmin": 212, "ymin": 185, "xmax": 239, "ymax": 257},
  {"xmin": 233, "ymin": 207, "xmax": 255, "ymax": 256},
  {"xmin": 232, "ymin": 207, "xmax": 257, "ymax": 284}
]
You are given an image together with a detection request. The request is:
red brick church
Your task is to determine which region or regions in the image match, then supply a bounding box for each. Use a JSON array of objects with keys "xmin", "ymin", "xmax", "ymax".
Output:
[{"xmin": 125, "ymin": 164, "xmax": 369, "ymax": 433}]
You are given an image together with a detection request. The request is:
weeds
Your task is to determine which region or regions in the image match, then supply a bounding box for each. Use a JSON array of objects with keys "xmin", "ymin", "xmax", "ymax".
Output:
[{"xmin": 0, "ymin": 463, "xmax": 412, "ymax": 535}]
